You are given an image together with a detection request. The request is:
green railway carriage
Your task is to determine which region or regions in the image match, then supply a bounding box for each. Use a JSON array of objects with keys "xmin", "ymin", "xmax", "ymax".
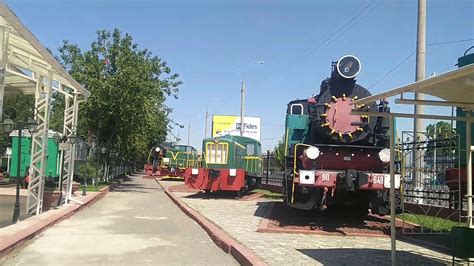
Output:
[{"xmin": 185, "ymin": 134, "xmax": 263, "ymax": 194}]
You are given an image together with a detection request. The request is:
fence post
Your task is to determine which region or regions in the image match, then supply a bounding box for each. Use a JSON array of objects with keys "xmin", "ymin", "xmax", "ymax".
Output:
[{"xmin": 266, "ymin": 150, "xmax": 270, "ymax": 184}]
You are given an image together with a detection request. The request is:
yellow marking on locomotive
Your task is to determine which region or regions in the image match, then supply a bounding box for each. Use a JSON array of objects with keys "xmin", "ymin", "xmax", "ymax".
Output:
[
  {"xmin": 320, "ymin": 113, "xmax": 327, "ymax": 117},
  {"xmin": 321, "ymin": 123, "xmax": 329, "ymax": 127},
  {"xmin": 353, "ymin": 96, "xmax": 358, "ymax": 100},
  {"xmin": 342, "ymin": 94, "xmax": 346, "ymax": 100},
  {"xmin": 331, "ymin": 129, "xmax": 336, "ymax": 134},
  {"xmin": 357, "ymin": 127, "xmax": 364, "ymax": 132},
  {"xmin": 348, "ymin": 132, "xmax": 353, "ymax": 139},
  {"xmin": 338, "ymin": 132, "xmax": 343, "ymax": 138},
  {"xmin": 324, "ymin": 103, "xmax": 331, "ymax": 108},
  {"xmin": 331, "ymin": 96, "xmax": 337, "ymax": 102}
]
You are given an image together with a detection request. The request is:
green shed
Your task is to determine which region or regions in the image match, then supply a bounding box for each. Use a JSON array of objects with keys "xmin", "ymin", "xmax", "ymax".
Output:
[{"xmin": 9, "ymin": 130, "xmax": 60, "ymax": 180}]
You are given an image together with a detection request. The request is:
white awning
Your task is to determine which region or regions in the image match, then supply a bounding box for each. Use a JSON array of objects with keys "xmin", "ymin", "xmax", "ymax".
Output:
[
  {"xmin": 354, "ymin": 64, "xmax": 474, "ymax": 110},
  {"xmin": 0, "ymin": 3, "xmax": 90, "ymax": 97}
]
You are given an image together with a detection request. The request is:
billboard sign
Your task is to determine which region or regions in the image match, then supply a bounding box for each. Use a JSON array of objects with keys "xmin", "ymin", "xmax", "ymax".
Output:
[{"xmin": 212, "ymin": 115, "xmax": 261, "ymax": 141}]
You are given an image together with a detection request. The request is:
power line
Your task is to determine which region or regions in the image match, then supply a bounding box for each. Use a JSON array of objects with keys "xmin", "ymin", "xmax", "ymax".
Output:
[
  {"xmin": 427, "ymin": 38, "xmax": 474, "ymax": 47},
  {"xmin": 369, "ymin": 51, "xmax": 415, "ymax": 89},
  {"xmin": 289, "ymin": 0, "xmax": 379, "ymax": 68},
  {"xmin": 369, "ymin": 38, "xmax": 474, "ymax": 89}
]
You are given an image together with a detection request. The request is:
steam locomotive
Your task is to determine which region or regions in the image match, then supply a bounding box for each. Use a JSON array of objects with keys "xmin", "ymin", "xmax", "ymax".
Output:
[{"xmin": 283, "ymin": 55, "xmax": 401, "ymax": 215}]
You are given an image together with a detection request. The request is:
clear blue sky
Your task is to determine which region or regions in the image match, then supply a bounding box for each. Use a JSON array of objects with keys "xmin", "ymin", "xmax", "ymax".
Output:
[{"xmin": 7, "ymin": 0, "xmax": 474, "ymax": 151}]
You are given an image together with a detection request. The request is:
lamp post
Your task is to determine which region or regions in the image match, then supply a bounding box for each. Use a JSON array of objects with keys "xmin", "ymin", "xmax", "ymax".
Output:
[
  {"xmin": 100, "ymin": 146, "xmax": 106, "ymax": 182},
  {"xmin": 234, "ymin": 61, "xmax": 264, "ymax": 136},
  {"xmin": 53, "ymin": 133, "xmax": 69, "ymax": 206},
  {"xmin": 79, "ymin": 142, "xmax": 87, "ymax": 196},
  {"xmin": 1, "ymin": 116, "xmax": 38, "ymax": 223}
]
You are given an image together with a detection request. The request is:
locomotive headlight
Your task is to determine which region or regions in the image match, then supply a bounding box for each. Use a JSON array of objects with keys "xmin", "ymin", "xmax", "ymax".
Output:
[
  {"xmin": 305, "ymin": 146, "xmax": 320, "ymax": 160},
  {"xmin": 378, "ymin": 148, "xmax": 391, "ymax": 163},
  {"xmin": 155, "ymin": 147, "xmax": 161, "ymax": 152}
]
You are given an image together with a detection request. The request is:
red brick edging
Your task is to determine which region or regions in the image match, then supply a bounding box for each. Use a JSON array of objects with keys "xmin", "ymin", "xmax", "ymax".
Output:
[
  {"xmin": 157, "ymin": 179, "xmax": 266, "ymax": 266},
  {"xmin": 0, "ymin": 184, "xmax": 114, "ymax": 257},
  {"xmin": 257, "ymin": 202, "xmax": 397, "ymax": 238}
]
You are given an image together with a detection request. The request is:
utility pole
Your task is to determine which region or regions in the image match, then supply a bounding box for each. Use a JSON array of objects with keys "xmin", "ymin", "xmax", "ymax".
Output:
[
  {"xmin": 187, "ymin": 122, "xmax": 191, "ymax": 146},
  {"xmin": 240, "ymin": 80, "xmax": 245, "ymax": 136},
  {"xmin": 413, "ymin": 0, "xmax": 426, "ymax": 186},
  {"xmin": 204, "ymin": 107, "xmax": 209, "ymax": 139}
]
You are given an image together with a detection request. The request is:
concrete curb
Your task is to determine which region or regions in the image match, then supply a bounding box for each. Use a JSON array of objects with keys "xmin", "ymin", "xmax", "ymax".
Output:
[
  {"xmin": 156, "ymin": 179, "xmax": 266, "ymax": 266},
  {"xmin": 0, "ymin": 183, "xmax": 115, "ymax": 257}
]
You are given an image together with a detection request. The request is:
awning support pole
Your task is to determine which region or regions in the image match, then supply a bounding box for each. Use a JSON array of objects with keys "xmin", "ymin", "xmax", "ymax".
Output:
[
  {"xmin": 467, "ymin": 111, "xmax": 472, "ymax": 228},
  {"xmin": 390, "ymin": 113, "xmax": 396, "ymax": 265}
]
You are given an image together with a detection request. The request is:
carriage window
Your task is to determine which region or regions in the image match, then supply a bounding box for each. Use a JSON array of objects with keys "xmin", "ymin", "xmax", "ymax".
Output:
[
  {"xmin": 290, "ymin": 104, "xmax": 303, "ymax": 115},
  {"xmin": 246, "ymin": 144, "xmax": 255, "ymax": 155}
]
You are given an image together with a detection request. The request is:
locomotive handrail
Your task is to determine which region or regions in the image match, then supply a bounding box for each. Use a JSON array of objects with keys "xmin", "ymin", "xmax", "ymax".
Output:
[
  {"xmin": 292, "ymin": 143, "xmax": 314, "ymax": 204},
  {"xmin": 293, "ymin": 143, "xmax": 313, "ymax": 175}
]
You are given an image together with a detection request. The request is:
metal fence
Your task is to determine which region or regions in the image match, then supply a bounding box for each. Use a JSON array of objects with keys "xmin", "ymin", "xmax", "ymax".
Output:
[
  {"xmin": 399, "ymin": 131, "xmax": 465, "ymax": 234},
  {"xmin": 260, "ymin": 153, "xmax": 284, "ymax": 186}
]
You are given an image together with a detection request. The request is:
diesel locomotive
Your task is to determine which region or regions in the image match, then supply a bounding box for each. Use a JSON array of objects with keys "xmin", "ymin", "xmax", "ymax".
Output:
[
  {"xmin": 184, "ymin": 134, "xmax": 262, "ymax": 195},
  {"xmin": 145, "ymin": 143, "xmax": 199, "ymax": 177},
  {"xmin": 284, "ymin": 55, "xmax": 401, "ymax": 215}
]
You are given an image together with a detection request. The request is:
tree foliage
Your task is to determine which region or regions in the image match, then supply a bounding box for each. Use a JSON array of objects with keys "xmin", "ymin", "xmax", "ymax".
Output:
[
  {"xmin": 426, "ymin": 121, "xmax": 454, "ymax": 139},
  {"xmin": 55, "ymin": 29, "xmax": 181, "ymax": 164},
  {"xmin": 273, "ymin": 136, "xmax": 286, "ymax": 170}
]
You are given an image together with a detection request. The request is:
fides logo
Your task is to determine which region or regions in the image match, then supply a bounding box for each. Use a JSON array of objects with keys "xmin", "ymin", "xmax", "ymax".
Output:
[{"xmin": 236, "ymin": 123, "xmax": 258, "ymax": 130}]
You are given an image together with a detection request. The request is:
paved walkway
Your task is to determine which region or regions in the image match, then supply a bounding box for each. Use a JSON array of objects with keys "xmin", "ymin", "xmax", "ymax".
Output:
[
  {"xmin": 2, "ymin": 177, "xmax": 237, "ymax": 265},
  {"xmin": 165, "ymin": 180, "xmax": 452, "ymax": 265}
]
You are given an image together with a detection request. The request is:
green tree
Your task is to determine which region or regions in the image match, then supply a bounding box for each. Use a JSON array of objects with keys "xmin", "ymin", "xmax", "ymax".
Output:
[
  {"xmin": 273, "ymin": 136, "xmax": 286, "ymax": 170},
  {"xmin": 426, "ymin": 121, "xmax": 454, "ymax": 139},
  {"xmin": 55, "ymin": 29, "xmax": 181, "ymax": 168}
]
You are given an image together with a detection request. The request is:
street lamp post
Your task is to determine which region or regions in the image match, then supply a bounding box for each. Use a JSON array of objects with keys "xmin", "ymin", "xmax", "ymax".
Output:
[
  {"xmin": 53, "ymin": 133, "xmax": 69, "ymax": 206},
  {"xmin": 234, "ymin": 61, "xmax": 264, "ymax": 136},
  {"xmin": 1, "ymin": 116, "xmax": 38, "ymax": 223}
]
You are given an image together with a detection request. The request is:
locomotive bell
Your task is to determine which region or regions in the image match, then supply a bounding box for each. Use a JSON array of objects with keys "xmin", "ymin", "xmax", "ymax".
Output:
[{"xmin": 336, "ymin": 55, "xmax": 361, "ymax": 79}]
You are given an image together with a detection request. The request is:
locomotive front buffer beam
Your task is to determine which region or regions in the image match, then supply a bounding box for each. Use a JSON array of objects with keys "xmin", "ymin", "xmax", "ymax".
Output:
[{"xmin": 294, "ymin": 169, "xmax": 401, "ymax": 191}]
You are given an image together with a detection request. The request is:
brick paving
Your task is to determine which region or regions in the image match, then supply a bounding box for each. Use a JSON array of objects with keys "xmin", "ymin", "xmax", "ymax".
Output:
[{"xmin": 169, "ymin": 183, "xmax": 452, "ymax": 265}]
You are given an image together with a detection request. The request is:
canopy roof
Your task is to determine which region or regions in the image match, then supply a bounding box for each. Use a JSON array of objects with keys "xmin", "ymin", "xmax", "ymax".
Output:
[
  {"xmin": 0, "ymin": 3, "xmax": 90, "ymax": 97},
  {"xmin": 354, "ymin": 64, "xmax": 474, "ymax": 110}
]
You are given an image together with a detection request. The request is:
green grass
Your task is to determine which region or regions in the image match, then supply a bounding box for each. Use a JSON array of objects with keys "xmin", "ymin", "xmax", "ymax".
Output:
[
  {"xmin": 78, "ymin": 184, "xmax": 109, "ymax": 192},
  {"xmin": 253, "ymin": 188, "xmax": 282, "ymax": 199},
  {"xmin": 397, "ymin": 213, "xmax": 466, "ymax": 232}
]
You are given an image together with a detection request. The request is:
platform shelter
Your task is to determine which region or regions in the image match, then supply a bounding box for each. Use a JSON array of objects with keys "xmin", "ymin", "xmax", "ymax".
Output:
[
  {"xmin": 354, "ymin": 63, "xmax": 474, "ymax": 264},
  {"xmin": 0, "ymin": 4, "xmax": 90, "ymax": 215}
]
